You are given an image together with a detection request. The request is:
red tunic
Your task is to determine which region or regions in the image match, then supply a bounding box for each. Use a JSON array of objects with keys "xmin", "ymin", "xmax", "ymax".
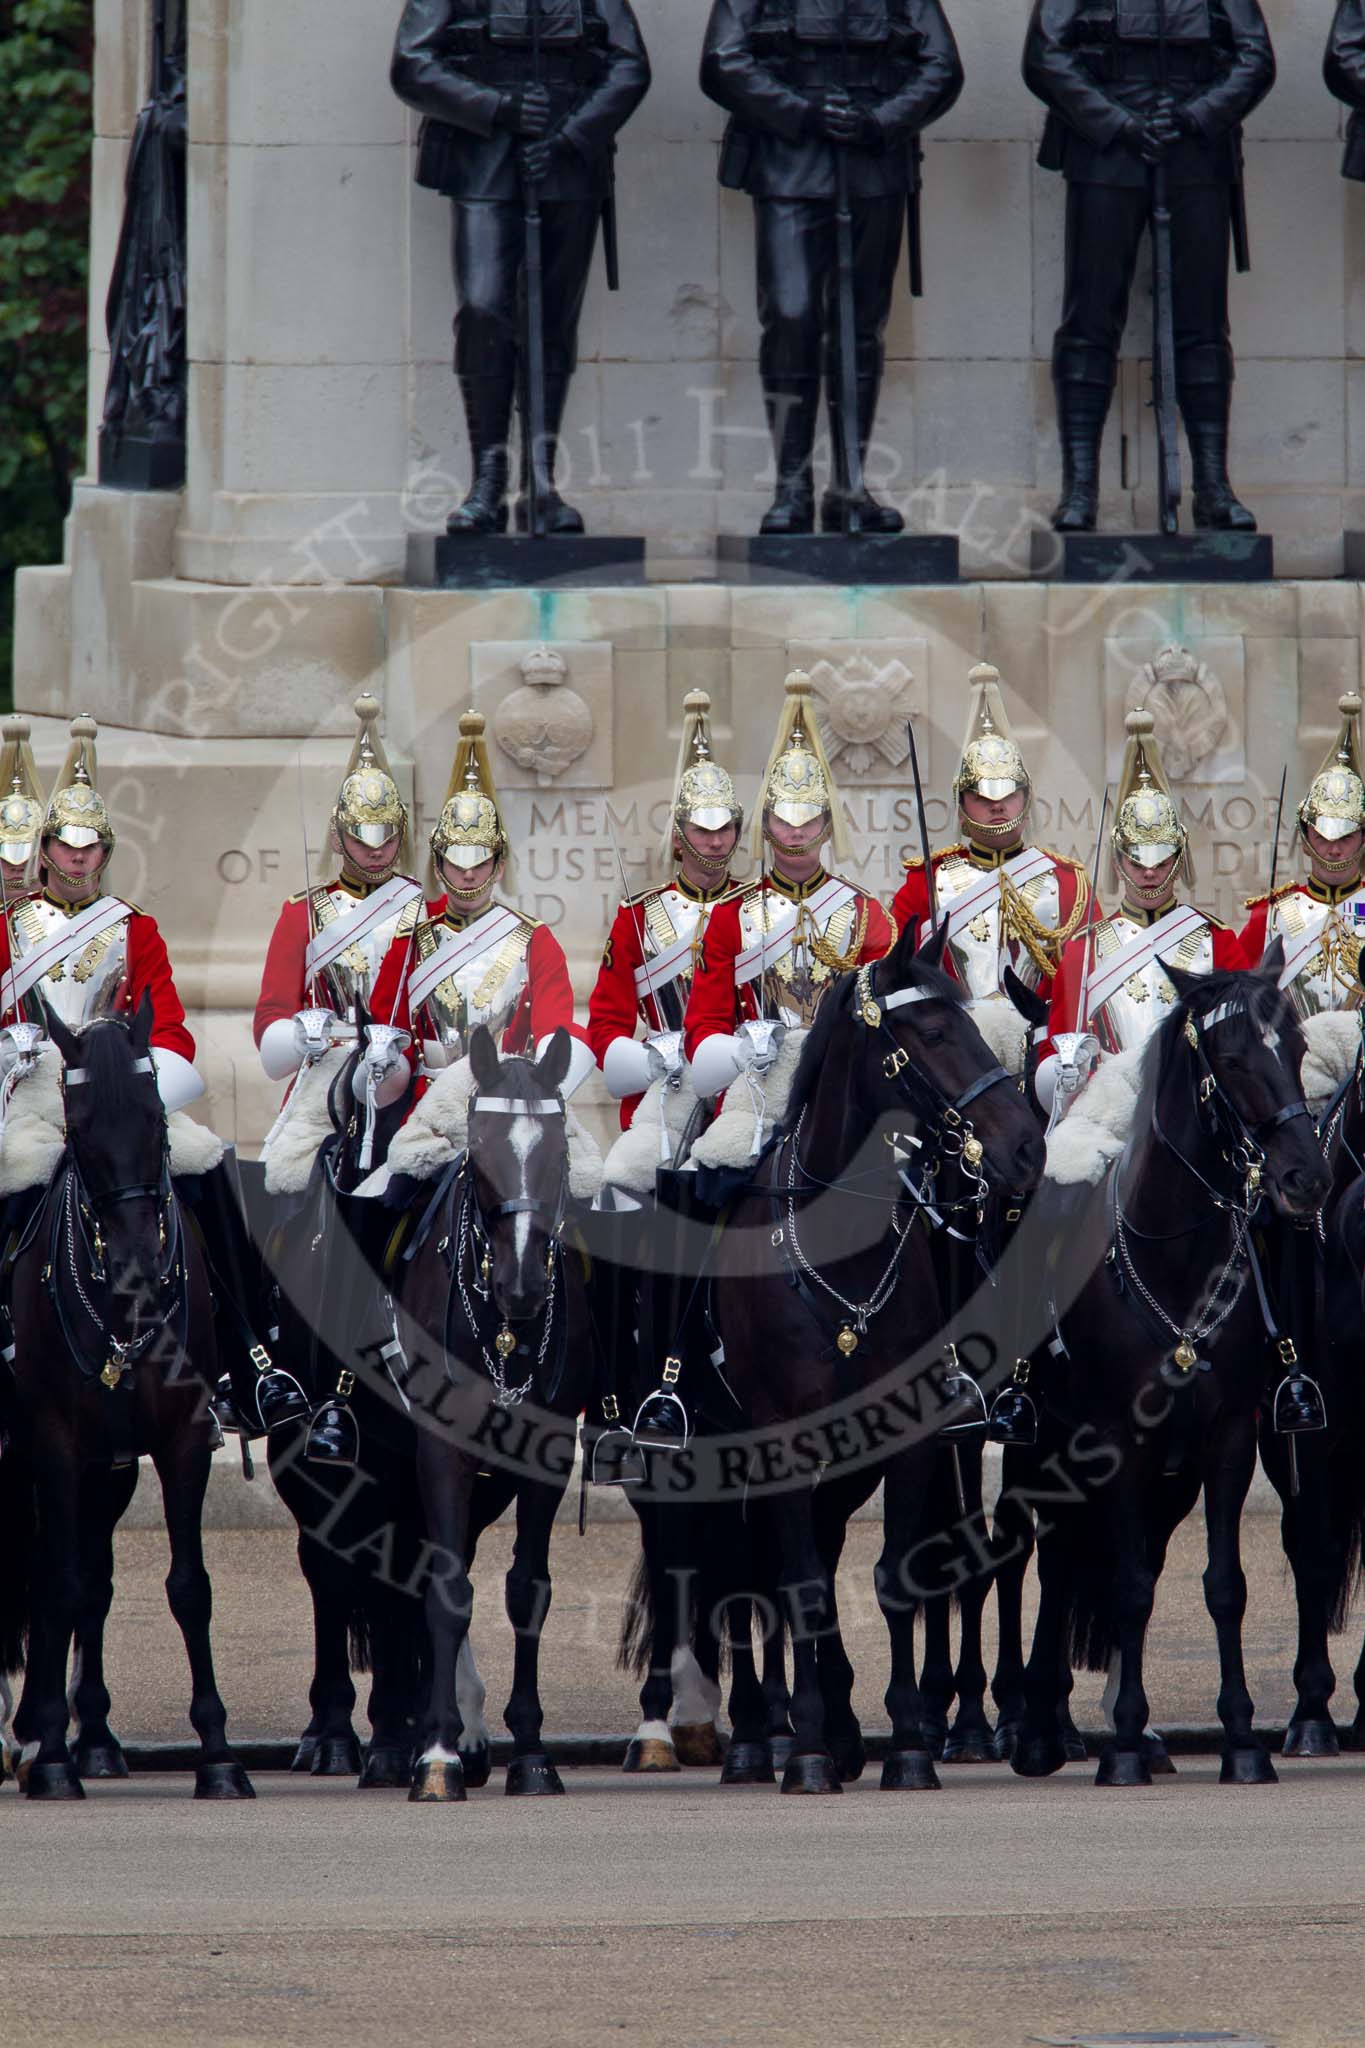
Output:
[
  {"xmin": 253, "ymin": 894, "xmax": 313, "ymax": 1047},
  {"xmin": 1041, "ymin": 907, "xmax": 1248, "ymax": 1060},
  {"xmin": 370, "ymin": 895, "xmax": 587, "ymax": 1097},
  {"xmin": 0, "ymin": 897, "xmax": 195, "ymax": 1060},
  {"xmin": 586, "ymin": 884, "xmax": 734, "ymax": 1129},
  {"xmin": 890, "ymin": 845, "xmax": 1089, "ymax": 1009},
  {"xmin": 683, "ymin": 877, "xmax": 895, "ymax": 1061}
]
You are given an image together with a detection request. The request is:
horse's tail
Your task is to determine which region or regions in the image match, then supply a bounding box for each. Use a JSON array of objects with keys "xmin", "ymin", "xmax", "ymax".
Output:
[
  {"xmin": 0, "ymin": 1437, "xmax": 34, "ymax": 1677},
  {"xmin": 347, "ymin": 1602, "xmax": 373, "ymax": 1676},
  {"xmin": 1054, "ymin": 1489, "xmax": 1119, "ymax": 1674},
  {"xmin": 618, "ymin": 1544, "xmax": 657, "ymax": 1677}
]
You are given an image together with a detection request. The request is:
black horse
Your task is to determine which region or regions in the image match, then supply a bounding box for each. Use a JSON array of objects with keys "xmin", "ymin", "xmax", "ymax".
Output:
[
  {"xmin": 394, "ymin": 1026, "xmax": 592, "ymax": 1801},
  {"xmin": 1012, "ymin": 960, "xmax": 1332, "ymax": 1788},
  {"xmin": 262, "ymin": 1011, "xmax": 458, "ymax": 1789},
  {"xmin": 704, "ymin": 918, "xmax": 1045, "ymax": 1792},
  {"xmin": 0, "ymin": 1000, "xmax": 253, "ymax": 1799}
]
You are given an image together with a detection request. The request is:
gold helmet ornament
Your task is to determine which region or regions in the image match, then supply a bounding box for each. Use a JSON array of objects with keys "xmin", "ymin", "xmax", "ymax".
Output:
[
  {"xmin": 954, "ymin": 663, "xmax": 1031, "ymax": 828},
  {"xmin": 332, "ymin": 693, "xmax": 411, "ymax": 874},
  {"xmin": 661, "ymin": 689, "xmax": 743, "ymax": 869},
  {"xmin": 430, "ymin": 710, "xmax": 510, "ymax": 898},
  {"xmin": 1297, "ymin": 691, "xmax": 1365, "ymax": 853},
  {"xmin": 0, "ymin": 714, "xmax": 45, "ymax": 871},
  {"xmin": 753, "ymin": 670, "xmax": 849, "ymax": 863},
  {"xmin": 43, "ymin": 715, "xmax": 114, "ymax": 856},
  {"xmin": 1110, "ymin": 706, "xmax": 1191, "ymax": 887}
]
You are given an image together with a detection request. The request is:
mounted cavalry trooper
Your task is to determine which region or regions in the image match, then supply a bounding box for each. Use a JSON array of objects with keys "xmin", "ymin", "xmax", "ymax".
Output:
[
  {"xmin": 892, "ymin": 662, "xmax": 1090, "ymax": 1082},
  {"xmin": 685, "ymin": 668, "xmax": 895, "ymax": 1103},
  {"xmin": 0, "ymin": 717, "xmax": 269, "ymax": 1443},
  {"xmin": 369, "ymin": 707, "xmax": 594, "ymax": 1105},
  {"xmin": 586, "ymin": 689, "xmax": 743, "ymax": 1449},
  {"xmin": 253, "ymin": 693, "xmax": 426, "ymax": 1459},
  {"xmin": 1037, "ymin": 706, "xmax": 1248, "ymax": 1130},
  {"xmin": 0, "ymin": 715, "xmax": 45, "ymax": 903},
  {"xmin": 1239, "ymin": 692, "xmax": 1365, "ymax": 1039}
]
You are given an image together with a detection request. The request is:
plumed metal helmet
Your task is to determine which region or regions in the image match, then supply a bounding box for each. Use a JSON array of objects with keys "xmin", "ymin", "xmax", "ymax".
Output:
[
  {"xmin": 0, "ymin": 715, "xmax": 45, "ymax": 868},
  {"xmin": 954, "ymin": 663, "xmax": 1030, "ymax": 806},
  {"xmin": 43, "ymin": 716, "xmax": 114, "ymax": 853},
  {"xmin": 1110, "ymin": 707, "xmax": 1189, "ymax": 879},
  {"xmin": 431, "ymin": 710, "xmax": 508, "ymax": 874},
  {"xmin": 1298, "ymin": 693, "xmax": 1365, "ymax": 845},
  {"xmin": 752, "ymin": 671, "xmax": 849, "ymax": 863},
  {"xmin": 671, "ymin": 691, "xmax": 741, "ymax": 838},
  {"xmin": 332, "ymin": 694, "xmax": 411, "ymax": 862}
]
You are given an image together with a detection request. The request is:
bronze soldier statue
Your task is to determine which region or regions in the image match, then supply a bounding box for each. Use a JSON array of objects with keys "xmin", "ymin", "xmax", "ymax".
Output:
[
  {"xmin": 1326, "ymin": 0, "xmax": 1365, "ymax": 179},
  {"xmin": 391, "ymin": 1, "xmax": 650, "ymax": 537},
  {"xmin": 701, "ymin": 0, "xmax": 963, "ymax": 537},
  {"xmin": 1024, "ymin": 0, "xmax": 1274, "ymax": 535}
]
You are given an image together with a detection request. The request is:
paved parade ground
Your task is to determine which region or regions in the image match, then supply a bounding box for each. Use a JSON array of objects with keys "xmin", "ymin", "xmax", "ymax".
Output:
[{"xmin": 3, "ymin": 1515, "xmax": 1363, "ymax": 2048}]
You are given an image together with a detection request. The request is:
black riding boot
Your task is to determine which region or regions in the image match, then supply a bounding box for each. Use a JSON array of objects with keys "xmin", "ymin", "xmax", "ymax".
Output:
[
  {"xmin": 301, "ymin": 1183, "xmax": 396, "ymax": 1469},
  {"xmin": 1051, "ymin": 376, "xmax": 1112, "ymax": 533},
  {"xmin": 760, "ymin": 376, "xmax": 820, "ymax": 536},
  {"xmin": 633, "ymin": 1170, "xmax": 714, "ymax": 1450},
  {"xmin": 515, "ymin": 370, "xmax": 584, "ymax": 535},
  {"xmin": 181, "ymin": 1153, "xmax": 300, "ymax": 1439},
  {"xmin": 1179, "ymin": 371, "xmax": 1256, "ymax": 532},
  {"xmin": 447, "ymin": 369, "xmax": 515, "ymax": 536},
  {"xmin": 821, "ymin": 372, "xmax": 903, "ymax": 535}
]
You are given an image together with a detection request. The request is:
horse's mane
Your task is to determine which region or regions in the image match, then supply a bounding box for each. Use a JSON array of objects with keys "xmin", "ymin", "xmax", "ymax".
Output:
[
  {"xmin": 782, "ymin": 950, "xmax": 965, "ymax": 1130},
  {"xmin": 1135, "ymin": 966, "xmax": 1303, "ymax": 1124},
  {"xmin": 69, "ymin": 1018, "xmax": 163, "ymax": 1130}
]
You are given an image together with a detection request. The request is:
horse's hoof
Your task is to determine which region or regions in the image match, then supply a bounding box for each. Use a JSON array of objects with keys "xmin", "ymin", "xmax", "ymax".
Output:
[
  {"xmin": 831, "ymin": 1735, "xmax": 866, "ymax": 1785},
  {"xmin": 22, "ymin": 1758, "xmax": 85, "ymax": 1801},
  {"xmin": 720, "ymin": 1740, "xmax": 774, "ymax": 1786},
  {"xmin": 1144, "ymin": 1732, "xmax": 1177, "ymax": 1776},
  {"xmin": 622, "ymin": 1736, "xmax": 681, "ymax": 1774},
  {"xmin": 310, "ymin": 1734, "xmax": 362, "ymax": 1778},
  {"xmin": 409, "ymin": 1756, "xmax": 466, "ymax": 1803},
  {"xmin": 74, "ymin": 1739, "xmax": 129, "ymax": 1781},
  {"xmin": 920, "ymin": 1725, "xmax": 948, "ymax": 1762},
  {"xmin": 1061, "ymin": 1725, "xmax": 1089, "ymax": 1764},
  {"xmin": 767, "ymin": 1732, "xmax": 794, "ymax": 1773},
  {"xmin": 780, "ymin": 1752, "xmax": 842, "ymax": 1796},
  {"xmin": 289, "ymin": 1735, "xmax": 318, "ymax": 1774},
  {"xmin": 459, "ymin": 1744, "xmax": 492, "ymax": 1791},
  {"xmin": 1221, "ymin": 1745, "xmax": 1278, "ymax": 1786},
  {"xmin": 992, "ymin": 1722, "xmax": 1020, "ymax": 1763},
  {"xmin": 359, "ymin": 1744, "xmax": 413, "ymax": 1790},
  {"xmin": 1342, "ymin": 1716, "xmax": 1365, "ymax": 1753},
  {"xmin": 194, "ymin": 1761, "xmax": 256, "ymax": 1801},
  {"xmin": 1010, "ymin": 1735, "xmax": 1067, "ymax": 1780},
  {"xmin": 879, "ymin": 1749, "xmax": 940, "ymax": 1792},
  {"xmin": 672, "ymin": 1722, "xmax": 724, "ymax": 1768},
  {"xmin": 1282, "ymin": 1718, "xmax": 1339, "ymax": 1759},
  {"xmin": 1095, "ymin": 1747, "xmax": 1152, "ymax": 1788},
  {"xmin": 505, "ymin": 1752, "xmax": 564, "ymax": 1798},
  {"xmin": 942, "ymin": 1725, "xmax": 995, "ymax": 1765}
]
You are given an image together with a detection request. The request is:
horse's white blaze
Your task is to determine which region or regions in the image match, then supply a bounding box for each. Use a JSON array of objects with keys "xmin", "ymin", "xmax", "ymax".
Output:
[
  {"xmin": 670, "ymin": 1646, "xmax": 722, "ymax": 1728},
  {"xmin": 456, "ymin": 1636, "xmax": 491, "ymax": 1750},
  {"xmin": 509, "ymin": 1114, "xmax": 541, "ymax": 1272}
]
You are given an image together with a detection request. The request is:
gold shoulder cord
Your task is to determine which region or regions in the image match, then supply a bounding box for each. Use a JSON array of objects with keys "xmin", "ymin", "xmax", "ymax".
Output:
[
  {"xmin": 999, "ymin": 867, "xmax": 1088, "ymax": 979},
  {"xmin": 807, "ymin": 898, "xmax": 872, "ymax": 975}
]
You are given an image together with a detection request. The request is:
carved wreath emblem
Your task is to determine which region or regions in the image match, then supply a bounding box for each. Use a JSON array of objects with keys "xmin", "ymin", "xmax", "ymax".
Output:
[
  {"xmin": 806, "ymin": 654, "xmax": 918, "ymax": 777},
  {"xmin": 1127, "ymin": 644, "xmax": 1229, "ymax": 783}
]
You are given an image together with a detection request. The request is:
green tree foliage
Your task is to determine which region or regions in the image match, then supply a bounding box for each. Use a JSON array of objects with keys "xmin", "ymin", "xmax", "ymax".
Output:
[{"xmin": 0, "ymin": 0, "xmax": 92, "ymax": 702}]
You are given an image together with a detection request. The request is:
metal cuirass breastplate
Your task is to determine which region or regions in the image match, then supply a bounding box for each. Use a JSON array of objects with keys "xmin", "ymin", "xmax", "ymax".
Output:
[
  {"xmin": 739, "ymin": 884, "xmax": 857, "ymax": 1029},
  {"xmin": 936, "ymin": 852, "xmax": 1063, "ymax": 1002},
  {"xmin": 639, "ymin": 885, "xmax": 713, "ymax": 1032},
  {"xmin": 310, "ymin": 881, "xmax": 421, "ymax": 1025},
  {"xmin": 414, "ymin": 906, "xmax": 535, "ymax": 1067},
  {"xmin": 1090, "ymin": 912, "xmax": 1213, "ymax": 1056},
  {"xmin": 1272, "ymin": 886, "xmax": 1365, "ymax": 1020},
  {"xmin": 10, "ymin": 896, "xmax": 130, "ymax": 1031}
]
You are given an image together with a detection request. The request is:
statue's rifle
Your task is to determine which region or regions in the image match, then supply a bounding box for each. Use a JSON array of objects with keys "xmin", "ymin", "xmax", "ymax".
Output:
[
  {"xmin": 833, "ymin": 1, "xmax": 865, "ymax": 533},
  {"xmin": 522, "ymin": 0, "xmax": 551, "ymax": 537},
  {"xmin": 1151, "ymin": 0, "xmax": 1182, "ymax": 536}
]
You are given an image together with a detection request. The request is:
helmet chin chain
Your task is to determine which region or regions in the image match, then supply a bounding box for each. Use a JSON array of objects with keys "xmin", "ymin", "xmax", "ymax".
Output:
[
  {"xmin": 961, "ymin": 800, "xmax": 1030, "ymax": 848},
  {"xmin": 674, "ymin": 830, "xmax": 730, "ymax": 876},
  {"xmin": 341, "ymin": 856, "xmax": 401, "ymax": 890}
]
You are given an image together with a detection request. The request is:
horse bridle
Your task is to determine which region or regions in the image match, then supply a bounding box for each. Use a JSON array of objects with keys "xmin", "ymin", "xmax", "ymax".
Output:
[
  {"xmin": 853, "ymin": 965, "xmax": 1013, "ymax": 1191},
  {"xmin": 1149, "ymin": 997, "xmax": 1314, "ymax": 1214}
]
